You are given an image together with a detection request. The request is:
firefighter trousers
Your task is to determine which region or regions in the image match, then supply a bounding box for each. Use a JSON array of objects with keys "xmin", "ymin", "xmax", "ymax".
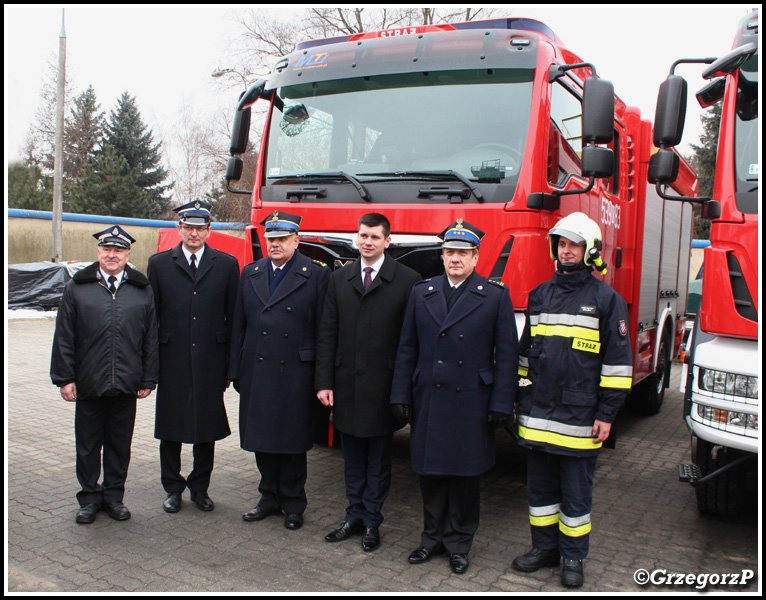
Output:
[{"xmin": 526, "ymin": 448, "xmax": 597, "ymax": 560}]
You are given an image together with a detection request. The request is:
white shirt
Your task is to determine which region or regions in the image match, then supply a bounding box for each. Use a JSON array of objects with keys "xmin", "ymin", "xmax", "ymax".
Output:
[
  {"xmin": 361, "ymin": 254, "xmax": 386, "ymax": 283},
  {"xmin": 100, "ymin": 269, "xmax": 124, "ymax": 289},
  {"xmin": 182, "ymin": 245, "xmax": 205, "ymax": 268}
]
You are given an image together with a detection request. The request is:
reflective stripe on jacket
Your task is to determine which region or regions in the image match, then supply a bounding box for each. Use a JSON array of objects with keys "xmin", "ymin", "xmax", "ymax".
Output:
[{"xmin": 516, "ymin": 269, "xmax": 632, "ymax": 456}]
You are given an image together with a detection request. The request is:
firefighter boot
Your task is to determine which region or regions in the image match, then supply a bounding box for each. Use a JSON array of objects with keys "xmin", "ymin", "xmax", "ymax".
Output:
[
  {"xmin": 561, "ymin": 558, "xmax": 584, "ymax": 587},
  {"xmin": 512, "ymin": 547, "xmax": 561, "ymax": 572}
]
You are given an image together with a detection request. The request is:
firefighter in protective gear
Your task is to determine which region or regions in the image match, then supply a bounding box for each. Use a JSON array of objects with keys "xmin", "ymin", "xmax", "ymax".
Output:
[{"xmin": 512, "ymin": 212, "xmax": 632, "ymax": 587}]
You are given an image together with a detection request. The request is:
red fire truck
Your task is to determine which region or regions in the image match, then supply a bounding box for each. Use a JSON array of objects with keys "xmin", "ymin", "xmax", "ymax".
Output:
[
  {"xmin": 652, "ymin": 10, "xmax": 758, "ymax": 516},
  {"xmin": 207, "ymin": 17, "xmax": 699, "ymax": 415}
]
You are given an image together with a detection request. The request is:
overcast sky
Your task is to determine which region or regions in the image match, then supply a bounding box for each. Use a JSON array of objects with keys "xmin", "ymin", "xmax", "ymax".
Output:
[{"xmin": 3, "ymin": 4, "xmax": 756, "ymax": 168}]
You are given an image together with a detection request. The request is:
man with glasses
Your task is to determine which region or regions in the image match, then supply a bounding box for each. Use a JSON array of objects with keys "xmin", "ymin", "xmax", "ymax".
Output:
[{"xmin": 147, "ymin": 201, "xmax": 239, "ymax": 514}]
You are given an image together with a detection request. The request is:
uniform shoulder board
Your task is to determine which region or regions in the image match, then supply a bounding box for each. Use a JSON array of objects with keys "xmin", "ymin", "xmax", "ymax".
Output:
[
  {"xmin": 487, "ymin": 278, "xmax": 505, "ymax": 287},
  {"xmin": 312, "ymin": 259, "xmax": 328, "ymax": 268}
]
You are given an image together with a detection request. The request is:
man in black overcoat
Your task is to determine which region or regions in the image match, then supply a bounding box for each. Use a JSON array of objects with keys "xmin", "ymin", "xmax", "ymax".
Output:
[
  {"xmin": 147, "ymin": 201, "xmax": 239, "ymax": 513},
  {"xmin": 391, "ymin": 219, "xmax": 518, "ymax": 574},
  {"xmin": 316, "ymin": 213, "xmax": 421, "ymax": 552},
  {"xmin": 229, "ymin": 211, "xmax": 330, "ymax": 530}
]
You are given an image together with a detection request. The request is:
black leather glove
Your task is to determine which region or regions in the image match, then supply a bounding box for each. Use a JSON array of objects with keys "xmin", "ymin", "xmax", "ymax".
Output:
[
  {"xmin": 487, "ymin": 411, "xmax": 511, "ymax": 429},
  {"xmin": 391, "ymin": 404, "xmax": 411, "ymax": 428}
]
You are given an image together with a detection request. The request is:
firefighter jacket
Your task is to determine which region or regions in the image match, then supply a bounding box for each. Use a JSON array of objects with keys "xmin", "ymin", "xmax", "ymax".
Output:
[{"xmin": 516, "ymin": 268, "xmax": 632, "ymax": 457}]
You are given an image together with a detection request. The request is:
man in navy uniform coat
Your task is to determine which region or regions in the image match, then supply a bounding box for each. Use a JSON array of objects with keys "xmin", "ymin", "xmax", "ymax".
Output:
[
  {"xmin": 147, "ymin": 201, "xmax": 239, "ymax": 514},
  {"xmin": 391, "ymin": 219, "xmax": 518, "ymax": 574},
  {"xmin": 229, "ymin": 211, "xmax": 330, "ymax": 530}
]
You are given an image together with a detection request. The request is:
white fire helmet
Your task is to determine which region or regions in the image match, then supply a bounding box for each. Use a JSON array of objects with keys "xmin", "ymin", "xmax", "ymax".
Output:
[{"xmin": 546, "ymin": 212, "xmax": 603, "ymax": 270}]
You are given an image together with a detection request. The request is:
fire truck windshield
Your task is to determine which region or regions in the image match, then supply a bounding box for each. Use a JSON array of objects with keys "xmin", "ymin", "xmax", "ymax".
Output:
[
  {"xmin": 734, "ymin": 51, "xmax": 758, "ymax": 214},
  {"xmin": 263, "ymin": 69, "xmax": 534, "ymax": 202}
]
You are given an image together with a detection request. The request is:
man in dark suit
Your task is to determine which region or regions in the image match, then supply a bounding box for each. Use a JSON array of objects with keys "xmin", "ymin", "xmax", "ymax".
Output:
[
  {"xmin": 391, "ymin": 219, "xmax": 518, "ymax": 574},
  {"xmin": 147, "ymin": 201, "xmax": 239, "ymax": 514},
  {"xmin": 229, "ymin": 211, "xmax": 330, "ymax": 530},
  {"xmin": 316, "ymin": 213, "xmax": 421, "ymax": 552}
]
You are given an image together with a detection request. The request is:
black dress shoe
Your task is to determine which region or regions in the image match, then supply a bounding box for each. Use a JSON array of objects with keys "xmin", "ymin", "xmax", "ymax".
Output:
[
  {"xmin": 512, "ymin": 547, "xmax": 561, "ymax": 572},
  {"xmin": 324, "ymin": 520, "xmax": 363, "ymax": 543},
  {"xmin": 449, "ymin": 553, "xmax": 469, "ymax": 574},
  {"xmin": 75, "ymin": 503, "xmax": 100, "ymax": 524},
  {"xmin": 242, "ymin": 505, "xmax": 281, "ymax": 522},
  {"xmin": 163, "ymin": 492, "xmax": 182, "ymax": 513},
  {"xmin": 561, "ymin": 558, "xmax": 584, "ymax": 587},
  {"xmin": 102, "ymin": 501, "xmax": 131, "ymax": 521},
  {"xmin": 408, "ymin": 544, "xmax": 444, "ymax": 564},
  {"xmin": 361, "ymin": 526, "xmax": 380, "ymax": 552},
  {"xmin": 191, "ymin": 491, "xmax": 214, "ymax": 512},
  {"xmin": 284, "ymin": 513, "xmax": 304, "ymax": 530}
]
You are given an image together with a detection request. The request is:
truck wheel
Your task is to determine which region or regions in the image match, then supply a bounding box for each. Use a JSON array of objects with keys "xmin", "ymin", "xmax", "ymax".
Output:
[
  {"xmin": 626, "ymin": 331, "xmax": 669, "ymax": 415},
  {"xmin": 693, "ymin": 437, "xmax": 747, "ymax": 517}
]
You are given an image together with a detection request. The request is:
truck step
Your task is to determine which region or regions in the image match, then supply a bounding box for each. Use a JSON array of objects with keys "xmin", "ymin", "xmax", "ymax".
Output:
[{"xmin": 678, "ymin": 463, "xmax": 702, "ymax": 483}]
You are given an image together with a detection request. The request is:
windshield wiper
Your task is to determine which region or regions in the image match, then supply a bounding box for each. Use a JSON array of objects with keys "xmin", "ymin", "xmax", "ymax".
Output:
[
  {"xmin": 358, "ymin": 170, "xmax": 483, "ymax": 201},
  {"xmin": 271, "ymin": 171, "xmax": 370, "ymax": 201}
]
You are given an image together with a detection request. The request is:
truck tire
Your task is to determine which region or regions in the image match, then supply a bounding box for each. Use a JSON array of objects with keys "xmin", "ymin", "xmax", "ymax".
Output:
[
  {"xmin": 693, "ymin": 437, "xmax": 747, "ymax": 517},
  {"xmin": 626, "ymin": 330, "xmax": 669, "ymax": 415}
]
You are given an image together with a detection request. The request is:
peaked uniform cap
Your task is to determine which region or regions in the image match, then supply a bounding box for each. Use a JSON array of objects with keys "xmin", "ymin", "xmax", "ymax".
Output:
[
  {"xmin": 93, "ymin": 225, "xmax": 136, "ymax": 249},
  {"xmin": 438, "ymin": 218, "xmax": 485, "ymax": 249},
  {"xmin": 260, "ymin": 210, "xmax": 302, "ymax": 238},
  {"xmin": 173, "ymin": 200, "xmax": 212, "ymax": 225}
]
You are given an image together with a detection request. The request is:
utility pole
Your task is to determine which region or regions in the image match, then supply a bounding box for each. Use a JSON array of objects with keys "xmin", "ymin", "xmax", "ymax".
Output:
[{"xmin": 52, "ymin": 8, "xmax": 66, "ymax": 262}]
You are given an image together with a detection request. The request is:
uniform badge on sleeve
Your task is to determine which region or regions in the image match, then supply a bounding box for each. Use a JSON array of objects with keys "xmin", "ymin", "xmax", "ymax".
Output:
[{"xmin": 618, "ymin": 320, "xmax": 628, "ymax": 337}]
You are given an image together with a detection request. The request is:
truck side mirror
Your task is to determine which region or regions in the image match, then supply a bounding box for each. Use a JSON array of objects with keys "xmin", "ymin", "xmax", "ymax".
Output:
[
  {"xmin": 581, "ymin": 76, "xmax": 614, "ymax": 178},
  {"xmin": 582, "ymin": 77, "xmax": 614, "ymax": 144},
  {"xmin": 226, "ymin": 156, "xmax": 244, "ymax": 183},
  {"xmin": 648, "ymin": 149, "xmax": 680, "ymax": 184},
  {"xmin": 702, "ymin": 42, "xmax": 756, "ymax": 79},
  {"xmin": 230, "ymin": 107, "xmax": 252, "ymax": 155},
  {"xmin": 229, "ymin": 79, "xmax": 268, "ymax": 155},
  {"xmin": 654, "ymin": 75, "xmax": 687, "ymax": 148}
]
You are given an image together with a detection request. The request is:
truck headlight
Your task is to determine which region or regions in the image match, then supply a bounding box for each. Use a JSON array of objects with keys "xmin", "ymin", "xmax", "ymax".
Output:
[
  {"xmin": 697, "ymin": 406, "xmax": 759, "ymax": 432},
  {"xmin": 700, "ymin": 368, "xmax": 758, "ymax": 399}
]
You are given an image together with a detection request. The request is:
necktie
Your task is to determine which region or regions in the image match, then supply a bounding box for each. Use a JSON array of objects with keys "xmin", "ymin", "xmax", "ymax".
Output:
[
  {"xmin": 190, "ymin": 254, "xmax": 197, "ymax": 277},
  {"xmin": 274, "ymin": 267, "xmax": 281, "ymax": 277},
  {"xmin": 108, "ymin": 276, "xmax": 117, "ymax": 295},
  {"xmin": 363, "ymin": 267, "xmax": 373, "ymax": 291}
]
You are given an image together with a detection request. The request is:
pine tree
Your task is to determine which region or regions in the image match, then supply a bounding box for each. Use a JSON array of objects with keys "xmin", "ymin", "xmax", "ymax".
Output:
[
  {"xmin": 63, "ymin": 85, "xmax": 104, "ymax": 209},
  {"xmin": 688, "ymin": 103, "xmax": 720, "ymax": 240},
  {"xmin": 102, "ymin": 92, "xmax": 174, "ymax": 217},
  {"xmin": 68, "ymin": 145, "xmax": 151, "ymax": 217},
  {"xmin": 7, "ymin": 162, "xmax": 53, "ymax": 211}
]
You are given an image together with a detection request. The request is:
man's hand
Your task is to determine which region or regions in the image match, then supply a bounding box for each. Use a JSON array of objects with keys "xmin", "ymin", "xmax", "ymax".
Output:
[
  {"xmin": 60, "ymin": 382, "xmax": 77, "ymax": 402},
  {"xmin": 137, "ymin": 389, "xmax": 152, "ymax": 399},
  {"xmin": 592, "ymin": 419, "xmax": 612, "ymax": 444},
  {"xmin": 317, "ymin": 389, "xmax": 334, "ymax": 407},
  {"xmin": 391, "ymin": 404, "xmax": 411, "ymax": 428}
]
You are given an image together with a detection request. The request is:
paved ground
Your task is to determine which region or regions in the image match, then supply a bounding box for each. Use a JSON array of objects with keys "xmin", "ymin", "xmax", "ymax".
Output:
[{"xmin": 6, "ymin": 317, "xmax": 760, "ymax": 593}]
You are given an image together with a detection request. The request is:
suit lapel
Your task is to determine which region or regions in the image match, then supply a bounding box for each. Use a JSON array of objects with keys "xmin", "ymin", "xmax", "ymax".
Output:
[
  {"xmin": 423, "ymin": 277, "xmax": 448, "ymax": 326},
  {"xmin": 345, "ymin": 258, "xmax": 366, "ymax": 297},
  {"xmin": 248, "ymin": 258, "xmax": 271, "ymax": 306},
  {"xmin": 172, "ymin": 243, "xmax": 194, "ymax": 281},
  {"xmin": 195, "ymin": 244, "xmax": 215, "ymax": 283},
  {"xmin": 267, "ymin": 252, "xmax": 310, "ymax": 306},
  {"xmin": 440, "ymin": 272, "xmax": 485, "ymax": 332}
]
